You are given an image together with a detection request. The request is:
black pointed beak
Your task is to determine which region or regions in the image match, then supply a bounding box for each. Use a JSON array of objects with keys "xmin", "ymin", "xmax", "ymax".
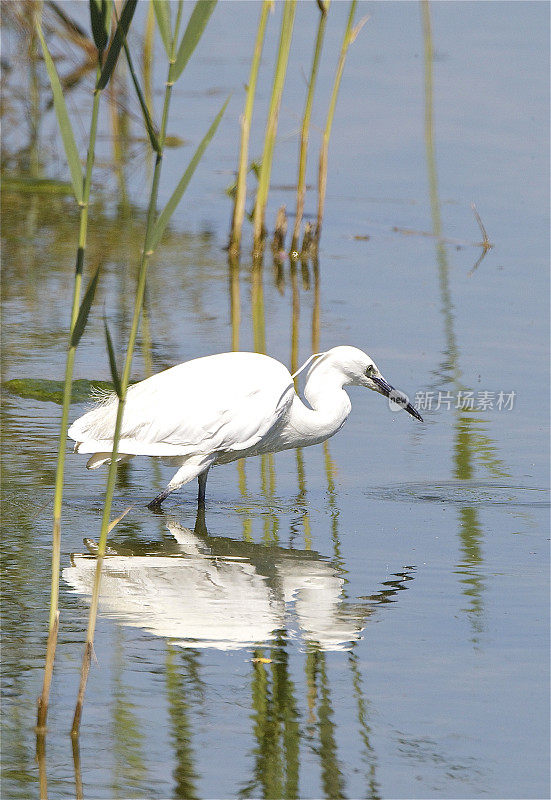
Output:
[{"xmin": 371, "ymin": 376, "xmax": 423, "ymax": 422}]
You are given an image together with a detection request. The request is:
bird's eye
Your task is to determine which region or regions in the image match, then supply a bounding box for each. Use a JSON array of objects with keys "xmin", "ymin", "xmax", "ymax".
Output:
[{"xmin": 366, "ymin": 364, "xmax": 375, "ymax": 375}]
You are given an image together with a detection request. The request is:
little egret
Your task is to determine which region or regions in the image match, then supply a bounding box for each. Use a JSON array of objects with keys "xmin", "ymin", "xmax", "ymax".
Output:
[{"xmin": 68, "ymin": 346, "xmax": 422, "ymax": 510}]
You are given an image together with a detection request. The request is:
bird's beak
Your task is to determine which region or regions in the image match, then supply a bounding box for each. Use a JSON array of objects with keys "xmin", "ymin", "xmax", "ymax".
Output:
[{"xmin": 371, "ymin": 375, "xmax": 423, "ymax": 422}]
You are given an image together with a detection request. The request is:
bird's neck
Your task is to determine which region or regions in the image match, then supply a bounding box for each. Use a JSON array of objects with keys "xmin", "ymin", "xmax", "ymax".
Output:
[{"xmin": 289, "ymin": 368, "xmax": 352, "ymax": 447}]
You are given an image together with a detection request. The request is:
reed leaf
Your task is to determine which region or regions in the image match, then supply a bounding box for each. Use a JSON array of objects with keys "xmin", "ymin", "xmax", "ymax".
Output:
[
  {"xmin": 97, "ymin": 0, "xmax": 138, "ymax": 90},
  {"xmin": 70, "ymin": 265, "xmax": 101, "ymax": 347},
  {"xmin": 172, "ymin": 0, "xmax": 217, "ymax": 82},
  {"xmin": 107, "ymin": 504, "xmax": 134, "ymax": 534},
  {"xmin": 36, "ymin": 24, "xmax": 83, "ymax": 204},
  {"xmin": 150, "ymin": 96, "xmax": 229, "ymax": 252},
  {"xmin": 89, "ymin": 0, "xmax": 112, "ymax": 54},
  {"xmin": 152, "ymin": 0, "xmax": 172, "ymax": 56},
  {"xmin": 103, "ymin": 317, "xmax": 122, "ymax": 398},
  {"xmin": 118, "ymin": 18, "xmax": 160, "ymax": 153}
]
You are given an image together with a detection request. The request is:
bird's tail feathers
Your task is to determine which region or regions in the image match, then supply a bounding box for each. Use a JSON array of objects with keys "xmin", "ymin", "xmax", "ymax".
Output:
[
  {"xmin": 88, "ymin": 386, "xmax": 118, "ymax": 404},
  {"xmin": 68, "ymin": 397, "xmax": 119, "ymax": 444}
]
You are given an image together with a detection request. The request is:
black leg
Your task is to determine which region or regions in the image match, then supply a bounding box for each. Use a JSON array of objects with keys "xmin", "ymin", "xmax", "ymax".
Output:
[
  {"xmin": 147, "ymin": 488, "xmax": 171, "ymax": 512},
  {"xmin": 194, "ymin": 503, "xmax": 207, "ymax": 536},
  {"xmin": 197, "ymin": 469, "xmax": 209, "ymax": 505}
]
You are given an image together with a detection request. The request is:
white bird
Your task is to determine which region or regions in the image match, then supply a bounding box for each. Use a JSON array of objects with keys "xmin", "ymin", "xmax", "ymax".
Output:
[{"xmin": 68, "ymin": 345, "xmax": 422, "ymax": 510}]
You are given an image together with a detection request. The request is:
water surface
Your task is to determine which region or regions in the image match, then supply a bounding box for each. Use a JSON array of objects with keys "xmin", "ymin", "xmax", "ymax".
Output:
[{"xmin": 1, "ymin": 2, "xmax": 549, "ymax": 798}]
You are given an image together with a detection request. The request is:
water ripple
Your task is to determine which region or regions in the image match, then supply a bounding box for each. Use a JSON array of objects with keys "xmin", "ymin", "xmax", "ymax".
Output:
[{"xmin": 364, "ymin": 481, "xmax": 550, "ymax": 508}]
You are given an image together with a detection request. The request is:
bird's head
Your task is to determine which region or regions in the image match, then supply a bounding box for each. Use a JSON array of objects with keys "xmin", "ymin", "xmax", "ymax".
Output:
[{"xmin": 309, "ymin": 346, "xmax": 423, "ymax": 422}]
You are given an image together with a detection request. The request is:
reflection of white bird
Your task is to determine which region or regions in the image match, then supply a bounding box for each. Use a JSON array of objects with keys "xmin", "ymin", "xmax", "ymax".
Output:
[
  {"xmin": 63, "ymin": 518, "xmax": 369, "ymax": 651},
  {"xmin": 68, "ymin": 346, "xmax": 422, "ymax": 509}
]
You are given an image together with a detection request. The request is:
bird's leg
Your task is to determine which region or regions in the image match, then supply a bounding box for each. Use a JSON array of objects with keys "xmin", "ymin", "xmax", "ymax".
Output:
[
  {"xmin": 148, "ymin": 459, "xmax": 213, "ymax": 512},
  {"xmin": 147, "ymin": 488, "xmax": 172, "ymax": 512},
  {"xmin": 197, "ymin": 468, "xmax": 209, "ymax": 506},
  {"xmin": 194, "ymin": 502, "xmax": 207, "ymax": 536}
]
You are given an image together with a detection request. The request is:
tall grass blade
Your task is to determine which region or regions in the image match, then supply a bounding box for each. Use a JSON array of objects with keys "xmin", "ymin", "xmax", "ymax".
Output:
[
  {"xmin": 172, "ymin": 0, "xmax": 217, "ymax": 82},
  {"xmin": 71, "ymin": 736, "xmax": 84, "ymax": 800},
  {"xmin": 89, "ymin": 0, "xmax": 112, "ymax": 54},
  {"xmin": 97, "ymin": 0, "xmax": 138, "ymax": 90},
  {"xmin": 35, "ymin": 610, "xmax": 59, "ymax": 733},
  {"xmin": 152, "ymin": 0, "xmax": 172, "ymax": 56},
  {"xmin": 36, "ymin": 731, "xmax": 48, "ymax": 796},
  {"xmin": 107, "ymin": 505, "xmax": 134, "ymax": 533},
  {"xmin": 150, "ymin": 96, "xmax": 229, "ymax": 251},
  {"xmin": 70, "ymin": 265, "xmax": 101, "ymax": 347},
  {"xmin": 103, "ymin": 316, "xmax": 122, "ymax": 398},
  {"xmin": 36, "ymin": 24, "xmax": 83, "ymax": 204}
]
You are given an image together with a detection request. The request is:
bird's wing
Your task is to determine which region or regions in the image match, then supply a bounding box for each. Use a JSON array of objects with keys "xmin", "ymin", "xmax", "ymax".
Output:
[{"xmin": 69, "ymin": 352, "xmax": 295, "ymax": 457}]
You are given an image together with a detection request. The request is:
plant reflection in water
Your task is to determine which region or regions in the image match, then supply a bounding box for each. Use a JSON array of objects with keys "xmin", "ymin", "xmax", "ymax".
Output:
[{"xmin": 61, "ymin": 505, "xmax": 414, "ymax": 798}]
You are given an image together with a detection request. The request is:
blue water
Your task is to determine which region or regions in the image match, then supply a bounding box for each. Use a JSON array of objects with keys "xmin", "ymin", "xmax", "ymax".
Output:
[{"xmin": 1, "ymin": 2, "xmax": 549, "ymax": 798}]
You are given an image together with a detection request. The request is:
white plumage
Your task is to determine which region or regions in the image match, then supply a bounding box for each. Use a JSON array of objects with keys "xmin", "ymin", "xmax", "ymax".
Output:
[{"xmin": 68, "ymin": 346, "xmax": 422, "ymax": 509}]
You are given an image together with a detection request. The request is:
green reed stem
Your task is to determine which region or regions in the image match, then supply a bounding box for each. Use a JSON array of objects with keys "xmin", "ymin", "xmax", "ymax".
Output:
[
  {"xmin": 253, "ymin": 0, "xmax": 297, "ymax": 253},
  {"xmin": 316, "ymin": 0, "xmax": 364, "ymax": 244},
  {"xmin": 291, "ymin": 0, "xmax": 329, "ymax": 253},
  {"xmin": 36, "ymin": 68, "xmax": 102, "ymax": 733},
  {"xmin": 71, "ymin": 10, "xmax": 183, "ymax": 735},
  {"xmin": 228, "ymin": 254, "xmax": 241, "ymax": 351},
  {"xmin": 229, "ymin": 0, "xmax": 272, "ymax": 258}
]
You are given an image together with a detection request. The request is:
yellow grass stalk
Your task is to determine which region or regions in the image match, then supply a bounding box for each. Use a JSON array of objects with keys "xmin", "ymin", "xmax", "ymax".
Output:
[
  {"xmin": 252, "ymin": 0, "xmax": 297, "ymax": 254},
  {"xmin": 316, "ymin": 0, "xmax": 367, "ymax": 244},
  {"xmin": 291, "ymin": 0, "xmax": 330, "ymax": 253},
  {"xmin": 229, "ymin": 0, "xmax": 273, "ymax": 258}
]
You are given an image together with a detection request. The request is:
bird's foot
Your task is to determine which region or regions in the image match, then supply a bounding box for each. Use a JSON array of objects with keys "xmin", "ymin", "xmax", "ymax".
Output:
[{"xmin": 147, "ymin": 490, "xmax": 170, "ymax": 512}]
